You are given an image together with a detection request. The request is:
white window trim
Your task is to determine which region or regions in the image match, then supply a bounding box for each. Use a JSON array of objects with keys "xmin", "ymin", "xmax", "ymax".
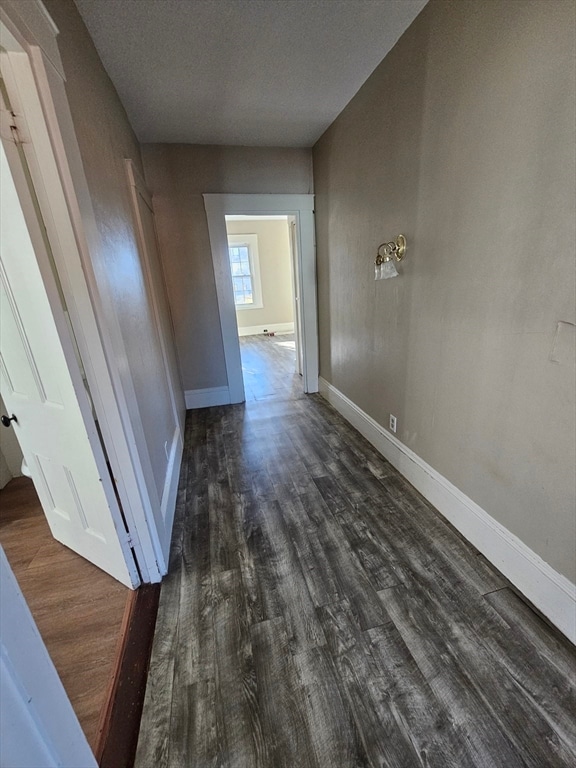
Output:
[{"xmin": 228, "ymin": 233, "xmax": 263, "ymax": 311}]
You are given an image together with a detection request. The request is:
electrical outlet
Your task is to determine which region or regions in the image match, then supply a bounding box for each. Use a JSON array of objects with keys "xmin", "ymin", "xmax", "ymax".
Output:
[{"xmin": 389, "ymin": 414, "xmax": 397, "ymax": 433}]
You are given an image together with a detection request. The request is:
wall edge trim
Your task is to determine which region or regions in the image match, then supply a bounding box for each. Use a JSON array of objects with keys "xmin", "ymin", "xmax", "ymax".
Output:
[
  {"xmin": 185, "ymin": 386, "xmax": 231, "ymax": 410},
  {"xmin": 318, "ymin": 376, "xmax": 576, "ymax": 643}
]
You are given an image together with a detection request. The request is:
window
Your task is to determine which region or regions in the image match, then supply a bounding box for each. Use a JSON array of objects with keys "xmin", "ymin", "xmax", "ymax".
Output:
[
  {"xmin": 227, "ymin": 234, "xmax": 263, "ymax": 310},
  {"xmin": 229, "ymin": 244, "xmax": 253, "ymax": 305}
]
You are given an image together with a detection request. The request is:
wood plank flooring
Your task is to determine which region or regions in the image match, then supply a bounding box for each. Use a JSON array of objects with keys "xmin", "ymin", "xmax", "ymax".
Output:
[
  {"xmin": 0, "ymin": 476, "xmax": 129, "ymax": 751},
  {"xmin": 136, "ymin": 333, "xmax": 576, "ymax": 768}
]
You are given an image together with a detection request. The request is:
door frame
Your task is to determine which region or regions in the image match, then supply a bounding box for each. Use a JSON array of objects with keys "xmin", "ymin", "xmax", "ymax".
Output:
[
  {"xmin": 0, "ymin": 114, "xmax": 136, "ymax": 586},
  {"xmin": 0, "ymin": 1, "xmax": 164, "ymax": 581},
  {"xmin": 204, "ymin": 193, "xmax": 318, "ymax": 400}
]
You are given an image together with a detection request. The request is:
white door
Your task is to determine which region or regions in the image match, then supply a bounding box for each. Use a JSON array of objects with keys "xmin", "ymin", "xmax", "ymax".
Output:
[
  {"xmin": 0, "ymin": 547, "xmax": 97, "ymax": 767},
  {"xmin": 0, "ymin": 137, "xmax": 137, "ymax": 587}
]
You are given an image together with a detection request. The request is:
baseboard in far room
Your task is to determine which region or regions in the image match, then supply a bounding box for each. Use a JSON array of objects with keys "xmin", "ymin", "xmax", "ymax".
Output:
[
  {"xmin": 184, "ymin": 386, "xmax": 231, "ymax": 409},
  {"xmin": 318, "ymin": 376, "xmax": 576, "ymax": 644},
  {"xmin": 237, "ymin": 322, "xmax": 294, "ymax": 337}
]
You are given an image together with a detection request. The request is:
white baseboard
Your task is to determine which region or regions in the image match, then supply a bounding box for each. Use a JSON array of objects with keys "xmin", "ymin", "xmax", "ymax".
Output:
[
  {"xmin": 158, "ymin": 426, "xmax": 183, "ymax": 570},
  {"xmin": 318, "ymin": 377, "xmax": 576, "ymax": 643},
  {"xmin": 237, "ymin": 322, "xmax": 294, "ymax": 337},
  {"xmin": 185, "ymin": 386, "xmax": 231, "ymax": 409}
]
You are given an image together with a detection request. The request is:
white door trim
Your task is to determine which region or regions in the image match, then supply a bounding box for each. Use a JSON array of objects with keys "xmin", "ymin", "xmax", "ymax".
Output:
[
  {"xmin": 0, "ymin": 0, "xmax": 64, "ymax": 78},
  {"xmin": 0, "ymin": 3, "xmax": 163, "ymax": 581},
  {"xmin": 203, "ymin": 193, "xmax": 318, "ymax": 400}
]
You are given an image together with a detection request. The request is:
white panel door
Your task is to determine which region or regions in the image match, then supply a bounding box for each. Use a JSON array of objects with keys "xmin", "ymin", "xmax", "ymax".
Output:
[
  {"xmin": 0, "ymin": 138, "xmax": 136, "ymax": 587},
  {"xmin": 0, "ymin": 547, "xmax": 97, "ymax": 767}
]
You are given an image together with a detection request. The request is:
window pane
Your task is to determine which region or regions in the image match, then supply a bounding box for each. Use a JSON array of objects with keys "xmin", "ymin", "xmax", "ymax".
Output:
[{"xmin": 230, "ymin": 240, "xmax": 257, "ymax": 307}]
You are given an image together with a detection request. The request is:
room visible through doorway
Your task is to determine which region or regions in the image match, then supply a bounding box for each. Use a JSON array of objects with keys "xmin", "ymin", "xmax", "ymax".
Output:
[
  {"xmin": 225, "ymin": 215, "xmax": 301, "ymax": 400},
  {"xmin": 204, "ymin": 193, "xmax": 317, "ymax": 403}
]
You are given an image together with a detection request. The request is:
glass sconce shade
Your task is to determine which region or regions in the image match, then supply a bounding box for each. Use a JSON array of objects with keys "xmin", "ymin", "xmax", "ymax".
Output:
[
  {"xmin": 374, "ymin": 235, "xmax": 406, "ymax": 280},
  {"xmin": 381, "ymin": 259, "xmax": 398, "ymax": 279}
]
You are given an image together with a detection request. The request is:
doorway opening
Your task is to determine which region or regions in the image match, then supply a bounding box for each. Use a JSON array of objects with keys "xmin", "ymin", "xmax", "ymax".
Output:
[
  {"xmin": 225, "ymin": 214, "xmax": 302, "ymax": 400},
  {"xmin": 204, "ymin": 193, "xmax": 318, "ymax": 405}
]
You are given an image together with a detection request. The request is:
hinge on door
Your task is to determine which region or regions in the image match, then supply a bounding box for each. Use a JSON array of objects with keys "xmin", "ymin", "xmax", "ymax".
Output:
[
  {"xmin": 0, "ymin": 108, "xmax": 25, "ymax": 144},
  {"xmin": 1, "ymin": 74, "xmax": 29, "ymax": 143},
  {"xmin": 9, "ymin": 115, "xmax": 21, "ymax": 145},
  {"xmin": 124, "ymin": 531, "xmax": 135, "ymax": 549}
]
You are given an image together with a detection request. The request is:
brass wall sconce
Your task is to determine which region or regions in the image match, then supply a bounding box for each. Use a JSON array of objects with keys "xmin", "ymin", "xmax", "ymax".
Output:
[{"xmin": 374, "ymin": 234, "xmax": 407, "ymax": 280}]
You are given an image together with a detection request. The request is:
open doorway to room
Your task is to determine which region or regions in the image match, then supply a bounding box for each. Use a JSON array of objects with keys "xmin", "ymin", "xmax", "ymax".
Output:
[
  {"xmin": 204, "ymin": 193, "xmax": 318, "ymax": 406},
  {"xmin": 225, "ymin": 215, "xmax": 301, "ymax": 401}
]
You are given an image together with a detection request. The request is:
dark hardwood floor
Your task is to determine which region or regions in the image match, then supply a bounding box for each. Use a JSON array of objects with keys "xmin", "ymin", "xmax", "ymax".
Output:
[
  {"xmin": 136, "ymin": 333, "xmax": 576, "ymax": 768},
  {"xmin": 0, "ymin": 476, "xmax": 129, "ymax": 751}
]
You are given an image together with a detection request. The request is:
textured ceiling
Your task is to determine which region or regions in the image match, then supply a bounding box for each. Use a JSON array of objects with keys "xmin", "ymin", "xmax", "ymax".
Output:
[{"xmin": 74, "ymin": 0, "xmax": 427, "ymax": 147}]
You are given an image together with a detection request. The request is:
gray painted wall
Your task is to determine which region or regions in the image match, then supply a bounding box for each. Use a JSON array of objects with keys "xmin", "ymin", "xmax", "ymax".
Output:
[
  {"xmin": 141, "ymin": 145, "xmax": 313, "ymax": 392},
  {"xmin": 313, "ymin": 0, "xmax": 575, "ymax": 580}
]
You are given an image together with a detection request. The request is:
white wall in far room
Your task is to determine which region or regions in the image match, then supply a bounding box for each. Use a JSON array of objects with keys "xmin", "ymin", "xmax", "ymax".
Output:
[{"xmin": 226, "ymin": 217, "xmax": 294, "ymax": 334}]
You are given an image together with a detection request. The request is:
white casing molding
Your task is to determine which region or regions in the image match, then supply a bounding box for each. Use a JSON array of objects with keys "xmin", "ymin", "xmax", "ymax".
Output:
[
  {"xmin": 185, "ymin": 386, "xmax": 231, "ymax": 410},
  {"xmin": 319, "ymin": 377, "xmax": 576, "ymax": 644},
  {"xmin": 237, "ymin": 322, "xmax": 294, "ymax": 337}
]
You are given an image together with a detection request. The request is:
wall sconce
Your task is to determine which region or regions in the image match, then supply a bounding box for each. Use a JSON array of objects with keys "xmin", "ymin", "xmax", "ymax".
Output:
[{"xmin": 375, "ymin": 235, "xmax": 407, "ymax": 280}]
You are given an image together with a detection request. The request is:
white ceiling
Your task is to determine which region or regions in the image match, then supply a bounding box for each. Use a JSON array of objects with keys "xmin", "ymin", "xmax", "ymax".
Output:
[{"xmin": 74, "ymin": 0, "xmax": 428, "ymax": 148}]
